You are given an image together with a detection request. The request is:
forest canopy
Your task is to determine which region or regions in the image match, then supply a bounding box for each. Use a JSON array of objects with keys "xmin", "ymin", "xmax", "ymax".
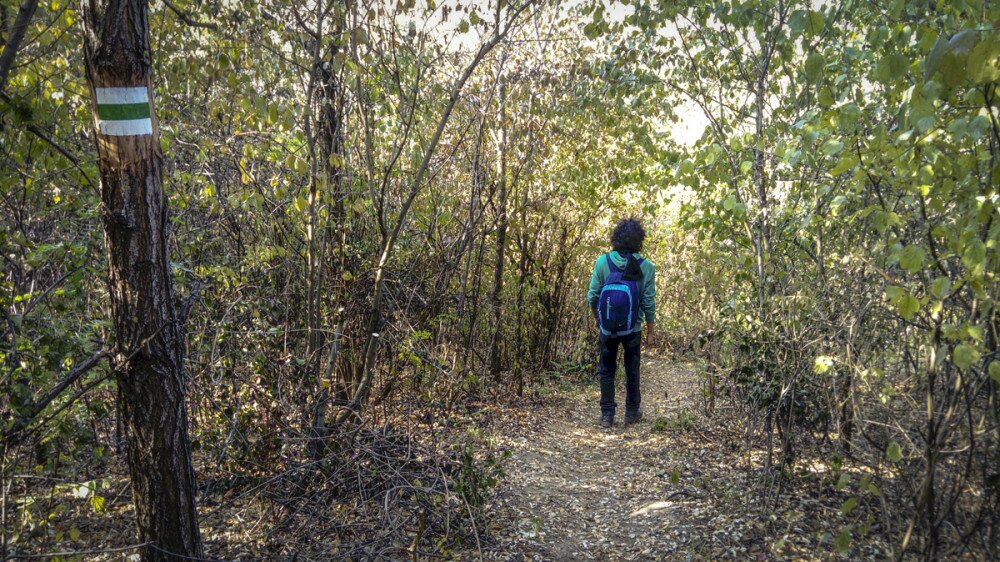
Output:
[{"xmin": 1, "ymin": 0, "xmax": 998, "ymax": 559}]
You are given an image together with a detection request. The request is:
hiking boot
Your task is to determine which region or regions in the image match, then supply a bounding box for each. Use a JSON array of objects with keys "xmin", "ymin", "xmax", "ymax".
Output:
[
  {"xmin": 600, "ymin": 414, "xmax": 614, "ymax": 429},
  {"xmin": 624, "ymin": 409, "xmax": 644, "ymax": 425}
]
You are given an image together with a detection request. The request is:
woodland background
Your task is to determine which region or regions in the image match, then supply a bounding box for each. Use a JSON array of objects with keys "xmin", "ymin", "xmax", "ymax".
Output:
[{"xmin": 1, "ymin": 0, "xmax": 998, "ymax": 559}]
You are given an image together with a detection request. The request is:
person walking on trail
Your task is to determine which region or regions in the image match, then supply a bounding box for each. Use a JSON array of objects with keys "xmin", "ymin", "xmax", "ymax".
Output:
[{"xmin": 587, "ymin": 218, "xmax": 656, "ymax": 429}]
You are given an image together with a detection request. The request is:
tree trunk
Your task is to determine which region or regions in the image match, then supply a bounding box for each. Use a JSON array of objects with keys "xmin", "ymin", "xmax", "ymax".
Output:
[
  {"xmin": 307, "ymin": 24, "xmax": 347, "ymax": 460},
  {"xmin": 0, "ymin": 0, "xmax": 38, "ymax": 90},
  {"xmin": 513, "ymin": 202, "xmax": 531, "ymax": 397},
  {"xmin": 488, "ymin": 82, "xmax": 508, "ymax": 383},
  {"xmin": 81, "ymin": 0, "xmax": 203, "ymax": 559}
]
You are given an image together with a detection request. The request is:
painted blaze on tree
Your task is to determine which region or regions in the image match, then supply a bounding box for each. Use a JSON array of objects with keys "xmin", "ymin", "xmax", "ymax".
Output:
[
  {"xmin": 94, "ymin": 86, "xmax": 154, "ymax": 136},
  {"xmin": 81, "ymin": 0, "xmax": 203, "ymax": 559}
]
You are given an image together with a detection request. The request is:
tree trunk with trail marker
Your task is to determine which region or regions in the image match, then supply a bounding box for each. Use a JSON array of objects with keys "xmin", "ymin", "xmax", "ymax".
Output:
[{"xmin": 81, "ymin": 0, "xmax": 203, "ymax": 559}]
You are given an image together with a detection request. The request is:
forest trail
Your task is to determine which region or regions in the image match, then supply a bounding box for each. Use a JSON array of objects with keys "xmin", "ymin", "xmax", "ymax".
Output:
[{"xmin": 484, "ymin": 357, "xmax": 745, "ymax": 560}]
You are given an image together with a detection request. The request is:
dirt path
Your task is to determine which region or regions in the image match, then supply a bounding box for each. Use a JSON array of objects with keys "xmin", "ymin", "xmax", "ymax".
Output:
[{"xmin": 483, "ymin": 356, "xmax": 738, "ymax": 560}]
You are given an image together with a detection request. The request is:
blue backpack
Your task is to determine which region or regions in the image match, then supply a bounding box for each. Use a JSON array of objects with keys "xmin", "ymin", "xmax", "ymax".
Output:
[{"xmin": 598, "ymin": 253, "xmax": 645, "ymax": 336}]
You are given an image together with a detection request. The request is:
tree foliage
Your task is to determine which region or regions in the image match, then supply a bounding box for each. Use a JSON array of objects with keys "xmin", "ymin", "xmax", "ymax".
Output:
[{"xmin": 1, "ymin": 0, "xmax": 997, "ymax": 558}]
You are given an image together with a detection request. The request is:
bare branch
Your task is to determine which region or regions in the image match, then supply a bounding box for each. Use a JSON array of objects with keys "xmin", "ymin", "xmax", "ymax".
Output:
[
  {"xmin": 161, "ymin": 0, "xmax": 218, "ymax": 30},
  {"xmin": 2, "ymin": 350, "xmax": 108, "ymax": 446}
]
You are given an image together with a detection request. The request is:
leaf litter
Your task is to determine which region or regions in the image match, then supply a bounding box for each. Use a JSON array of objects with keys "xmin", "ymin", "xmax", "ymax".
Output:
[{"xmin": 469, "ymin": 357, "xmax": 894, "ymax": 560}]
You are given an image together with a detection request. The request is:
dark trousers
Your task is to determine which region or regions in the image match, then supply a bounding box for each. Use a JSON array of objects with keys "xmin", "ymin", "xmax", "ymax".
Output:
[{"xmin": 599, "ymin": 331, "xmax": 641, "ymax": 416}]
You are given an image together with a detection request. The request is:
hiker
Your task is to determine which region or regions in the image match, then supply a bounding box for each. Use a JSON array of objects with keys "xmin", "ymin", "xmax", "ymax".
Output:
[{"xmin": 587, "ymin": 218, "xmax": 656, "ymax": 429}]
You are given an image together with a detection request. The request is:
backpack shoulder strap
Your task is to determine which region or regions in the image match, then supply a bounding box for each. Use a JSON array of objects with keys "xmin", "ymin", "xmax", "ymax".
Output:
[
  {"xmin": 622, "ymin": 253, "xmax": 644, "ymax": 281},
  {"xmin": 605, "ymin": 253, "xmax": 621, "ymax": 273}
]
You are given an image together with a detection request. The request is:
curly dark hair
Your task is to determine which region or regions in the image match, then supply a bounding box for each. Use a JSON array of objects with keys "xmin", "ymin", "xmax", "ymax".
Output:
[{"xmin": 610, "ymin": 218, "xmax": 645, "ymax": 253}]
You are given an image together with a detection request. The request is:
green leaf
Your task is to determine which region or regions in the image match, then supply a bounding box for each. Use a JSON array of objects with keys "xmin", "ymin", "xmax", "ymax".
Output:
[
  {"xmin": 806, "ymin": 10, "xmax": 825, "ymax": 35},
  {"xmin": 788, "ymin": 10, "xmax": 808, "ymax": 34},
  {"xmin": 930, "ymin": 277, "xmax": 951, "ymax": 299},
  {"xmin": 790, "ymin": 10, "xmax": 825, "ymax": 36},
  {"xmin": 722, "ymin": 194, "xmax": 743, "ymax": 214},
  {"xmin": 989, "ymin": 362, "xmax": 1000, "ymax": 384},
  {"xmin": 819, "ymin": 86, "xmax": 835, "ymax": 107},
  {"xmin": 821, "ymin": 138, "xmax": 844, "ymax": 156},
  {"xmin": 922, "ymin": 79, "xmax": 943, "ymax": 100},
  {"xmin": 909, "ymin": 98, "xmax": 935, "ymax": 132},
  {"xmin": 962, "ymin": 240, "xmax": 986, "ymax": 273},
  {"xmin": 897, "ymin": 293, "xmax": 920, "ymax": 319},
  {"xmin": 839, "ymin": 103, "xmax": 861, "ymax": 131},
  {"xmin": 835, "ymin": 527, "xmax": 851, "ymax": 553},
  {"xmin": 805, "ymin": 52, "xmax": 825, "ymax": 81},
  {"xmin": 968, "ymin": 33, "xmax": 1000, "ymax": 83},
  {"xmin": 884, "ymin": 285, "xmax": 904, "ymax": 302},
  {"xmin": 835, "ymin": 472, "xmax": 851, "ymax": 490},
  {"xmin": 293, "ymin": 196, "xmax": 308, "ymax": 213},
  {"xmin": 876, "ymin": 53, "xmax": 909, "ymax": 83},
  {"xmin": 887, "ymin": 442, "xmax": 902, "ymax": 462},
  {"xmin": 830, "ymin": 154, "xmax": 858, "ymax": 175},
  {"xmin": 924, "ymin": 36, "xmax": 949, "ymax": 79},
  {"xmin": 722, "ymin": 195, "xmax": 736, "ymax": 211},
  {"xmin": 292, "ymin": 157, "xmax": 308, "ymax": 175},
  {"xmin": 899, "ymin": 245, "xmax": 925, "ymax": 273},
  {"xmin": 941, "ymin": 52, "xmax": 967, "ymax": 87},
  {"xmin": 841, "ymin": 497, "xmax": 858, "ymax": 516},
  {"xmin": 953, "ymin": 344, "xmax": 979, "ymax": 371},
  {"xmin": 889, "ymin": 0, "xmax": 904, "ymax": 18}
]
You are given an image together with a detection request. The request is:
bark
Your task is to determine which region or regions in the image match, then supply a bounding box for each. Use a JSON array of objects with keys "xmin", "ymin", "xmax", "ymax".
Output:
[
  {"xmin": 513, "ymin": 193, "xmax": 532, "ymax": 397},
  {"xmin": 81, "ymin": 0, "xmax": 203, "ymax": 558},
  {"xmin": 459, "ymin": 117, "xmax": 490, "ymax": 371},
  {"xmin": 0, "ymin": 0, "xmax": 38, "ymax": 90},
  {"xmin": 307, "ymin": 18, "xmax": 347, "ymax": 460},
  {"xmin": 488, "ymin": 82, "xmax": 509, "ymax": 382},
  {"xmin": 750, "ymin": 3, "xmax": 782, "ymax": 483}
]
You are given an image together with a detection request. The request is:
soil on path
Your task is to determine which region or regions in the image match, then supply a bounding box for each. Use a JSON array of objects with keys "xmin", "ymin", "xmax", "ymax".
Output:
[
  {"xmin": 481, "ymin": 356, "xmax": 758, "ymax": 561},
  {"xmin": 475, "ymin": 355, "xmax": 897, "ymax": 562}
]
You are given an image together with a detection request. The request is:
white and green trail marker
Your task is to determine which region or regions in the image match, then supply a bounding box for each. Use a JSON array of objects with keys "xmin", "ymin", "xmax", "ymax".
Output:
[{"xmin": 95, "ymin": 87, "xmax": 153, "ymax": 136}]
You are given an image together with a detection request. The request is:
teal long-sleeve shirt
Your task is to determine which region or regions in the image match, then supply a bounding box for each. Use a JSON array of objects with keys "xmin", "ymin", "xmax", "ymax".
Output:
[{"xmin": 587, "ymin": 251, "xmax": 656, "ymax": 333}]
